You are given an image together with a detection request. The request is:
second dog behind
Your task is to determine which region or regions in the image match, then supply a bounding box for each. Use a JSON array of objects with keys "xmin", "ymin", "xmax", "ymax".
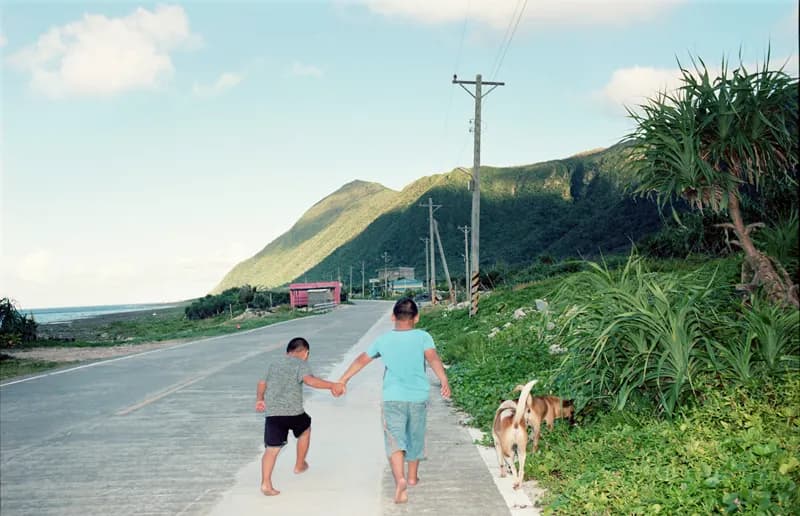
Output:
[
  {"xmin": 491, "ymin": 379, "xmax": 537, "ymax": 489},
  {"xmin": 513, "ymin": 386, "xmax": 575, "ymax": 453}
]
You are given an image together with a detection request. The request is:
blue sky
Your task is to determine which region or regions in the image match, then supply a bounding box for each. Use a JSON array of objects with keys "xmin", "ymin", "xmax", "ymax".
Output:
[{"xmin": 1, "ymin": 0, "xmax": 797, "ymax": 309}]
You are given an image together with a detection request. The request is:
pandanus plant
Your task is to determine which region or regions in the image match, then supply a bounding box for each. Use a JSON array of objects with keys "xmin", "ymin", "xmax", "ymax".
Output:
[{"xmin": 626, "ymin": 53, "xmax": 799, "ymax": 307}]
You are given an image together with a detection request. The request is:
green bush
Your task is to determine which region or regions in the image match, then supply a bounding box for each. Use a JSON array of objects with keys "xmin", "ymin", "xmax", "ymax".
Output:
[{"xmin": 0, "ymin": 298, "xmax": 37, "ymax": 348}]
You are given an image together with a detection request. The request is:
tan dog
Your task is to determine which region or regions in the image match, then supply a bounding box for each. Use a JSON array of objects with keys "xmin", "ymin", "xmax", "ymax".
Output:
[
  {"xmin": 491, "ymin": 380, "xmax": 537, "ymax": 489},
  {"xmin": 512, "ymin": 385, "xmax": 575, "ymax": 453}
]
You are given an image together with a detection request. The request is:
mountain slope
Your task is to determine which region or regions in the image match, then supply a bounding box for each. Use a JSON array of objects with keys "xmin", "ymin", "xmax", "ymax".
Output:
[
  {"xmin": 214, "ymin": 144, "xmax": 664, "ymax": 291},
  {"xmin": 213, "ymin": 180, "xmax": 400, "ymax": 291}
]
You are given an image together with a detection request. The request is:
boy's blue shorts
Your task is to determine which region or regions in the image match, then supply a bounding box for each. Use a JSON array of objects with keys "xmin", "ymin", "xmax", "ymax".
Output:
[{"xmin": 381, "ymin": 400, "xmax": 427, "ymax": 461}]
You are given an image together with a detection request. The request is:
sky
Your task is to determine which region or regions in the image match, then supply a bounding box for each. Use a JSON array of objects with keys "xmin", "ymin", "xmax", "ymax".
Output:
[{"xmin": 1, "ymin": 0, "xmax": 797, "ymax": 309}]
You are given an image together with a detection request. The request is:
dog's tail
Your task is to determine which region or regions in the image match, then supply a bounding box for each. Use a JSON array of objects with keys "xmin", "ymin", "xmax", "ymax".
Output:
[{"xmin": 513, "ymin": 379, "xmax": 538, "ymax": 427}]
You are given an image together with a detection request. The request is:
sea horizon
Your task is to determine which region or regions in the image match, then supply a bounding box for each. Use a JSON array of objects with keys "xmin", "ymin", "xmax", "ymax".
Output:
[{"xmin": 26, "ymin": 302, "xmax": 180, "ymax": 325}]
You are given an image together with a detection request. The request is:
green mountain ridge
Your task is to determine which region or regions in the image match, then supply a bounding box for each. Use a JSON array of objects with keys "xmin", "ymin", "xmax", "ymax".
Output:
[{"xmin": 213, "ymin": 143, "xmax": 663, "ymax": 292}]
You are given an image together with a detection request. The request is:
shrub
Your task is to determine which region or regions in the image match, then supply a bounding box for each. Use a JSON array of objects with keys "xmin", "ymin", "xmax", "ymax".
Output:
[{"xmin": 0, "ymin": 298, "xmax": 37, "ymax": 348}]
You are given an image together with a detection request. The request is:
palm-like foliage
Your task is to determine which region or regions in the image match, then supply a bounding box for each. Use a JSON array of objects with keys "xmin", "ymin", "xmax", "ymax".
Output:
[
  {"xmin": 552, "ymin": 255, "xmax": 720, "ymax": 417},
  {"xmin": 626, "ymin": 54, "xmax": 799, "ymax": 307}
]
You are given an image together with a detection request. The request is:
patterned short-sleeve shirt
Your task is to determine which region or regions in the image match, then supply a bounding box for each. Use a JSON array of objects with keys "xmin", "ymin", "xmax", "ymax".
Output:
[{"xmin": 264, "ymin": 355, "xmax": 312, "ymax": 416}]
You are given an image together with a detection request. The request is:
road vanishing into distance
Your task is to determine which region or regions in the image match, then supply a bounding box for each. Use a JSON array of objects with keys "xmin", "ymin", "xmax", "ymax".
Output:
[{"xmin": 0, "ymin": 301, "xmax": 392, "ymax": 515}]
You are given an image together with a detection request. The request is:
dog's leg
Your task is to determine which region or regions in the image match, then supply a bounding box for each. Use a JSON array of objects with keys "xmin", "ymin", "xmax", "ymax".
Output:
[
  {"xmin": 507, "ymin": 448, "xmax": 518, "ymax": 483},
  {"xmin": 514, "ymin": 446, "xmax": 526, "ymax": 489},
  {"xmin": 532, "ymin": 422, "xmax": 541, "ymax": 453},
  {"xmin": 494, "ymin": 441, "xmax": 507, "ymax": 477}
]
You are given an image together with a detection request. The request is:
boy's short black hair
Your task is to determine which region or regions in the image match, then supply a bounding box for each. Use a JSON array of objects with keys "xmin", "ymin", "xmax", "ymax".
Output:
[
  {"xmin": 393, "ymin": 297, "xmax": 418, "ymax": 321},
  {"xmin": 287, "ymin": 337, "xmax": 310, "ymax": 353}
]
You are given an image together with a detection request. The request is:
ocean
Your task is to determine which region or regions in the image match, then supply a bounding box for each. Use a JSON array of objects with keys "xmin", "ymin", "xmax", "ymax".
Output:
[{"xmin": 26, "ymin": 303, "xmax": 177, "ymax": 324}]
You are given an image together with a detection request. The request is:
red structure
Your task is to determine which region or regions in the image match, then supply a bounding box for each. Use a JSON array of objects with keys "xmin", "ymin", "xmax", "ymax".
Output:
[{"xmin": 289, "ymin": 281, "xmax": 342, "ymax": 308}]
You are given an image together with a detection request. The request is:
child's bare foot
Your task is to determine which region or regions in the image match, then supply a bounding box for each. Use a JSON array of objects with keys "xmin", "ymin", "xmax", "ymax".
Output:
[
  {"xmin": 408, "ymin": 476, "xmax": 420, "ymax": 486},
  {"xmin": 394, "ymin": 479, "xmax": 408, "ymax": 504},
  {"xmin": 294, "ymin": 461, "xmax": 309, "ymax": 474},
  {"xmin": 260, "ymin": 485, "xmax": 280, "ymax": 496}
]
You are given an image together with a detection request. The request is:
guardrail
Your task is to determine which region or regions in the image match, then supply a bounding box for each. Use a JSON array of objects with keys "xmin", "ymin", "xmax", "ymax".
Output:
[{"xmin": 311, "ymin": 301, "xmax": 336, "ymax": 312}]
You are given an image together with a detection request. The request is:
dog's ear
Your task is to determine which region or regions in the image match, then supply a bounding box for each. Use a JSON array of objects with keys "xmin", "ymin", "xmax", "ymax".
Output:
[{"xmin": 562, "ymin": 400, "xmax": 574, "ymax": 408}]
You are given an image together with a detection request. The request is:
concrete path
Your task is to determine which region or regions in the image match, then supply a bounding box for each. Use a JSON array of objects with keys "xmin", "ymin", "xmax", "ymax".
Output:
[{"xmin": 209, "ymin": 307, "xmax": 537, "ymax": 516}]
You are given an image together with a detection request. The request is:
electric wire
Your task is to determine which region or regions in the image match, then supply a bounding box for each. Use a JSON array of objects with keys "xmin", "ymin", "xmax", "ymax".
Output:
[{"xmin": 491, "ymin": 0, "xmax": 529, "ymax": 81}]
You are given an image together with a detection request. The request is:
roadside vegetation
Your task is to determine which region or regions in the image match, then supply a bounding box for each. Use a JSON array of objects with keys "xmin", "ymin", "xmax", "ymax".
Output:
[
  {"xmin": 420, "ymin": 56, "xmax": 799, "ymax": 514},
  {"xmin": 423, "ymin": 254, "xmax": 799, "ymax": 514}
]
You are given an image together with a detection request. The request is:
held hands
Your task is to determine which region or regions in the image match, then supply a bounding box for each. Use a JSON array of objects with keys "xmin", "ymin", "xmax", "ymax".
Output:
[
  {"xmin": 330, "ymin": 382, "xmax": 346, "ymax": 398},
  {"xmin": 255, "ymin": 400, "xmax": 265, "ymax": 412}
]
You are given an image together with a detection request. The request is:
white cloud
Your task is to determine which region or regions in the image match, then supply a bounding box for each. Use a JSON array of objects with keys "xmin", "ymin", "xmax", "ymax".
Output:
[
  {"xmin": 193, "ymin": 72, "xmax": 243, "ymax": 97},
  {"xmin": 7, "ymin": 5, "xmax": 195, "ymax": 98},
  {"xmin": 596, "ymin": 66, "xmax": 682, "ymax": 112},
  {"xmin": 354, "ymin": 0, "xmax": 686, "ymax": 28},
  {"xmin": 0, "ymin": 33, "xmax": 7, "ymax": 48},
  {"xmin": 596, "ymin": 54, "xmax": 800, "ymax": 113},
  {"xmin": 290, "ymin": 61, "xmax": 324, "ymax": 78}
]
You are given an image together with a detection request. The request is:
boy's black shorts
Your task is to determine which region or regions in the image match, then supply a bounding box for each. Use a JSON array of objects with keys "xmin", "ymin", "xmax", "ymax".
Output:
[{"xmin": 264, "ymin": 412, "xmax": 311, "ymax": 447}]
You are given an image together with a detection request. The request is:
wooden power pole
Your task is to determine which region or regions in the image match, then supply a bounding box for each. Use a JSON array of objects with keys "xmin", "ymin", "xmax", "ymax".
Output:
[
  {"xmin": 434, "ymin": 219, "xmax": 455, "ymax": 304},
  {"xmin": 453, "ymin": 73, "xmax": 504, "ymax": 316},
  {"xmin": 419, "ymin": 197, "xmax": 441, "ymax": 304},
  {"xmin": 458, "ymin": 225, "xmax": 470, "ymax": 300}
]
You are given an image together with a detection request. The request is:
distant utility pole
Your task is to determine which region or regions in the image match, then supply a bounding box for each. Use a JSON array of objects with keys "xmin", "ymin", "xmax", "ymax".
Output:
[
  {"xmin": 453, "ymin": 73, "xmax": 505, "ymax": 316},
  {"xmin": 458, "ymin": 225, "xmax": 470, "ymax": 300},
  {"xmin": 419, "ymin": 197, "xmax": 441, "ymax": 304},
  {"xmin": 434, "ymin": 219, "xmax": 455, "ymax": 304},
  {"xmin": 420, "ymin": 237, "xmax": 429, "ymax": 299},
  {"xmin": 382, "ymin": 251, "xmax": 391, "ymax": 296},
  {"xmin": 361, "ymin": 261, "xmax": 365, "ymax": 298},
  {"xmin": 349, "ymin": 266, "xmax": 353, "ymax": 298}
]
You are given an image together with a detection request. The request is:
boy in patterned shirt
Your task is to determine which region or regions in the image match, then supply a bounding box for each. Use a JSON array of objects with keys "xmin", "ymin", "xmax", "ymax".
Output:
[{"xmin": 255, "ymin": 337, "xmax": 344, "ymax": 496}]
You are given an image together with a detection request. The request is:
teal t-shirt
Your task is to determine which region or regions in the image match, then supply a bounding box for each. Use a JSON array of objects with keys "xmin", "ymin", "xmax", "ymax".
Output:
[{"xmin": 366, "ymin": 328, "xmax": 435, "ymax": 402}]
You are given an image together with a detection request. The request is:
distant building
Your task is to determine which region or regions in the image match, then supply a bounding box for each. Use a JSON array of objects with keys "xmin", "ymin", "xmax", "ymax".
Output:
[
  {"xmin": 391, "ymin": 278, "xmax": 424, "ymax": 294},
  {"xmin": 289, "ymin": 281, "xmax": 342, "ymax": 308},
  {"xmin": 376, "ymin": 266, "xmax": 415, "ymax": 282},
  {"xmin": 369, "ymin": 266, "xmax": 419, "ymax": 297}
]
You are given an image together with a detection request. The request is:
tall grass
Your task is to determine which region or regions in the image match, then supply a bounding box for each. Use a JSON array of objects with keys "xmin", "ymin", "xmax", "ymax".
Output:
[{"xmin": 550, "ymin": 253, "xmax": 799, "ymax": 417}]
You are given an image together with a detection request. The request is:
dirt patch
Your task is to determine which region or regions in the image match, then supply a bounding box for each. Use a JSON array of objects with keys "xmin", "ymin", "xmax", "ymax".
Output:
[{"xmin": 6, "ymin": 339, "xmax": 191, "ymax": 363}]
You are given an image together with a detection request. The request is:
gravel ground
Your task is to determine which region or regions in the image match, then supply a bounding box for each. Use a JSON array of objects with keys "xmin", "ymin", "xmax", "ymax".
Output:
[{"xmin": 5, "ymin": 339, "xmax": 191, "ymax": 363}]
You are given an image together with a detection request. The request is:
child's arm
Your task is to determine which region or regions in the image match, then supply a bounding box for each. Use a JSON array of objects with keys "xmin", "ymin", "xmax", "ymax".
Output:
[
  {"xmin": 424, "ymin": 348, "xmax": 451, "ymax": 399},
  {"xmin": 338, "ymin": 352, "xmax": 373, "ymax": 386},
  {"xmin": 303, "ymin": 375, "xmax": 345, "ymax": 397},
  {"xmin": 256, "ymin": 380, "xmax": 267, "ymax": 412}
]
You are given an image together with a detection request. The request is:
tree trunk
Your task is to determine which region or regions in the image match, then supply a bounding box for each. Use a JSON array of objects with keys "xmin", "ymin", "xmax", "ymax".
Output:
[{"xmin": 728, "ymin": 192, "xmax": 800, "ymax": 308}]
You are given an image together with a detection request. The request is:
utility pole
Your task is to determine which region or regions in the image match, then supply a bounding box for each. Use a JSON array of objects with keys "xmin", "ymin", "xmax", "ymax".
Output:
[
  {"xmin": 419, "ymin": 197, "xmax": 441, "ymax": 304},
  {"xmin": 458, "ymin": 225, "xmax": 470, "ymax": 301},
  {"xmin": 361, "ymin": 261, "xmax": 365, "ymax": 298},
  {"xmin": 381, "ymin": 251, "xmax": 391, "ymax": 297},
  {"xmin": 349, "ymin": 266, "xmax": 353, "ymax": 299},
  {"xmin": 453, "ymin": 73, "xmax": 505, "ymax": 316},
  {"xmin": 434, "ymin": 219, "xmax": 455, "ymax": 304},
  {"xmin": 420, "ymin": 237, "xmax": 429, "ymax": 300}
]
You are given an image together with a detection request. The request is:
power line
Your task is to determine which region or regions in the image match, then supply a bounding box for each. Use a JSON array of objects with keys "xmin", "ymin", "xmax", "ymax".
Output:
[{"xmin": 491, "ymin": 0, "xmax": 529, "ymax": 81}]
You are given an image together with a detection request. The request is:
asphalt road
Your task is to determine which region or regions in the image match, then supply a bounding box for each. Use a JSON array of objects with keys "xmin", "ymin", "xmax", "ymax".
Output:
[{"xmin": 0, "ymin": 301, "xmax": 393, "ymax": 516}]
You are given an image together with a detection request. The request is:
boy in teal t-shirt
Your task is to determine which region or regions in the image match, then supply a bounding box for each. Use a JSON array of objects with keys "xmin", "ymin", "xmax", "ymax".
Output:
[{"xmin": 339, "ymin": 297, "xmax": 451, "ymax": 504}]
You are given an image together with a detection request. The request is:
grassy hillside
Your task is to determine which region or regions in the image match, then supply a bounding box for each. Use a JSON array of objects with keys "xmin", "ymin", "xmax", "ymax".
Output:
[
  {"xmin": 214, "ymin": 144, "xmax": 664, "ymax": 291},
  {"xmin": 213, "ymin": 180, "xmax": 401, "ymax": 291}
]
